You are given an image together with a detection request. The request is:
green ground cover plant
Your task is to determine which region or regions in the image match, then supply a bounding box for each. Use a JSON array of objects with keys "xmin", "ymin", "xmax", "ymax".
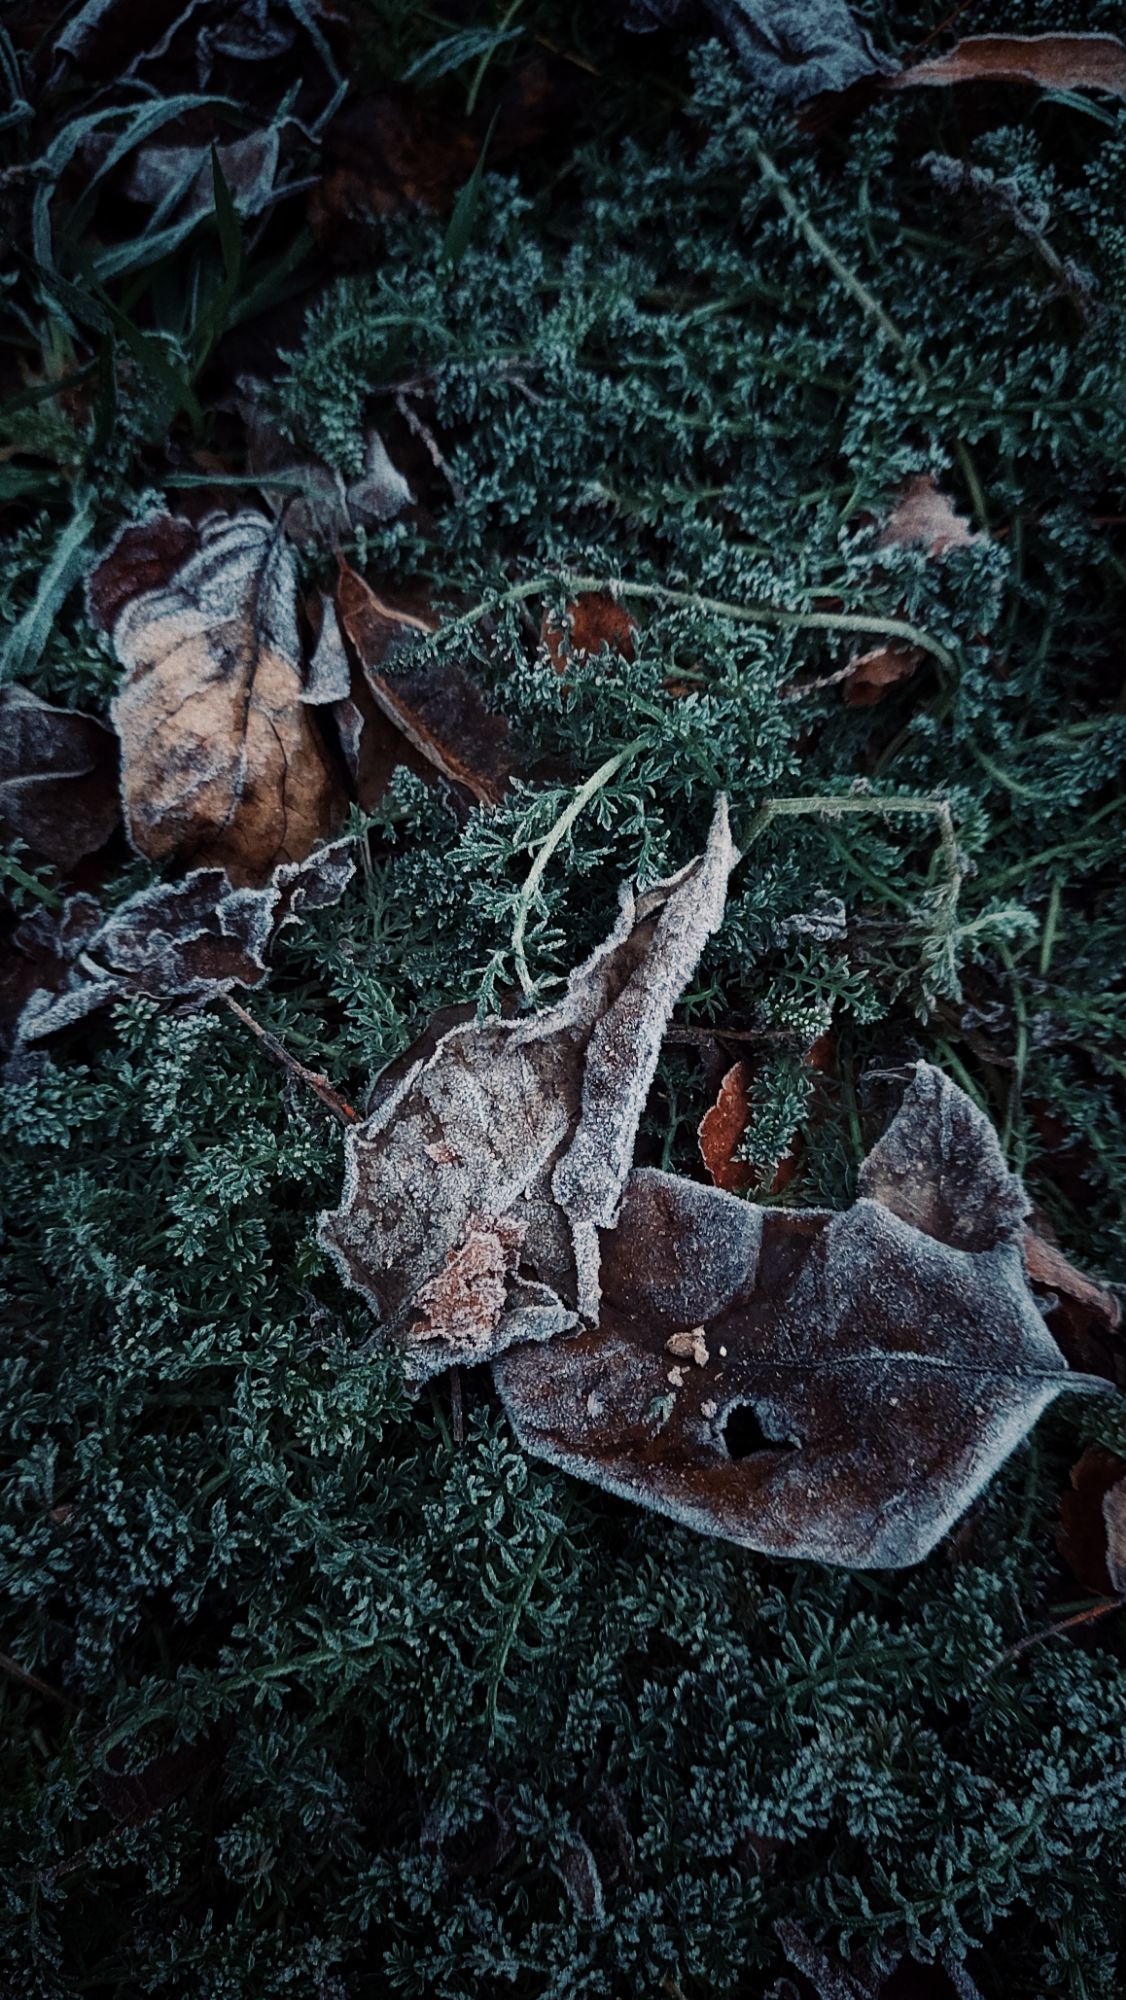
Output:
[{"xmin": 1, "ymin": 2, "xmax": 1124, "ymax": 1994}]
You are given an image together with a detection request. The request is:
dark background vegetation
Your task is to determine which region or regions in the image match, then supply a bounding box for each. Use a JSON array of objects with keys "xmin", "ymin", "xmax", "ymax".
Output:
[{"xmin": 1, "ymin": 2, "xmax": 1124, "ymax": 1994}]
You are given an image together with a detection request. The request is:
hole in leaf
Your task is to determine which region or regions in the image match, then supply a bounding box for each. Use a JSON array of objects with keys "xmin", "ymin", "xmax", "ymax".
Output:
[{"xmin": 722, "ymin": 1402, "xmax": 798, "ymax": 1461}]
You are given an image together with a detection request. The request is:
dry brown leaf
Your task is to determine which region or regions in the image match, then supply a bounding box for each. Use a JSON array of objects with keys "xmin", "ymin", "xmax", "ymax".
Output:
[
  {"xmin": 15, "ymin": 842, "xmax": 354, "ymax": 1045},
  {"xmin": 1022, "ymin": 1228, "xmax": 1121, "ymax": 1382},
  {"xmin": 891, "ymin": 33, "xmax": 1126, "ymax": 98},
  {"xmin": 495, "ymin": 1066, "xmax": 1109, "ymax": 1568},
  {"xmin": 845, "ymin": 644, "xmax": 921, "ymax": 708},
  {"xmin": 542, "ymin": 593, "xmax": 637, "ymax": 675},
  {"xmin": 335, "ymin": 559, "xmax": 510, "ymax": 807},
  {"xmin": 1058, "ymin": 1446, "xmax": 1126, "ymax": 1598},
  {"xmin": 698, "ymin": 1059, "xmax": 755, "ymax": 1192},
  {"xmin": 0, "ymin": 684, "xmax": 119, "ymax": 869},
  {"xmin": 319, "ymin": 799, "xmax": 737, "ymax": 1379},
  {"xmin": 89, "ymin": 510, "xmax": 345, "ymax": 886},
  {"xmin": 878, "ymin": 475, "xmax": 981, "ymax": 557},
  {"xmin": 15, "ymin": 840, "xmax": 352, "ymax": 1048}
]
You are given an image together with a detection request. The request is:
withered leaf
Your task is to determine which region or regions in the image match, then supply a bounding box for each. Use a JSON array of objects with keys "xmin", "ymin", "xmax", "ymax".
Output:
[
  {"xmin": 242, "ymin": 394, "xmax": 413, "ymax": 545},
  {"xmin": 16, "ymin": 842, "xmax": 353, "ymax": 1044},
  {"xmin": 892, "ymin": 33, "xmax": 1126, "ymax": 99},
  {"xmin": 319, "ymin": 800, "xmax": 736, "ymax": 1379},
  {"xmin": 1058, "ymin": 1446, "xmax": 1126, "ymax": 1599},
  {"xmin": 335, "ymin": 559, "xmax": 510, "ymax": 807},
  {"xmin": 89, "ymin": 510, "xmax": 344, "ymax": 886},
  {"xmin": 495, "ymin": 1066, "xmax": 1107, "ymax": 1568},
  {"xmin": 625, "ymin": 0, "xmax": 892, "ymax": 101},
  {"xmin": 1022, "ymin": 1228, "xmax": 1121, "ymax": 1383},
  {"xmin": 0, "ymin": 684, "xmax": 119, "ymax": 869},
  {"xmin": 124, "ymin": 128, "xmax": 281, "ymax": 223},
  {"xmin": 698, "ymin": 1059, "xmax": 755, "ymax": 1193},
  {"xmin": 542, "ymin": 593, "xmax": 636, "ymax": 675}
]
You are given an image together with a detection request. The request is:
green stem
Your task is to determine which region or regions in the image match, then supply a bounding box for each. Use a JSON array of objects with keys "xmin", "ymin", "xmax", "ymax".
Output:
[{"xmin": 511, "ymin": 736, "xmax": 650, "ymax": 997}]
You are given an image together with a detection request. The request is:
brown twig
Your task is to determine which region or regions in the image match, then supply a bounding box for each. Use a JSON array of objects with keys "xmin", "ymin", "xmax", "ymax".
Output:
[
  {"xmin": 0, "ymin": 1649, "xmax": 80, "ymax": 1713},
  {"xmin": 989, "ymin": 1595, "xmax": 1125, "ymax": 1672},
  {"xmin": 220, "ymin": 996, "xmax": 359, "ymax": 1127}
]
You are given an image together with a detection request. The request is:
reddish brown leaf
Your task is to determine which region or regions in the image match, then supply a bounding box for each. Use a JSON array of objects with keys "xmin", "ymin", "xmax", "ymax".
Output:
[
  {"xmin": 1058, "ymin": 1446, "xmax": 1126, "ymax": 1598},
  {"xmin": 845, "ymin": 644, "xmax": 922, "ymax": 708},
  {"xmin": 542, "ymin": 593, "xmax": 636, "ymax": 675},
  {"xmin": 698, "ymin": 1060, "xmax": 754, "ymax": 1192},
  {"xmin": 90, "ymin": 510, "xmax": 345, "ymax": 886},
  {"xmin": 878, "ymin": 475, "xmax": 981, "ymax": 557},
  {"xmin": 336, "ymin": 559, "xmax": 510, "ymax": 807},
  {"xmin": 495, "ymin": 1065, "xmax": 1107, "ymax": 1568},
  {"xmin": 1023, "ymin": 1229, "xmax": 1121, "ymax": 1382},
  {"xmin": 891, "ymin": 33, "xmax": 1126, "ymax": 98},
  {"xmin": 0, "ymin": 685, "xmax": 119, "ymax": 869}
]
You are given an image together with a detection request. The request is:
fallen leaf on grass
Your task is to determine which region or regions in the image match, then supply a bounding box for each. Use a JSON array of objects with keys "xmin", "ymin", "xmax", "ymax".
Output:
[
  {"xmin": 124, "ymin": 128, "xmax": 281, "ymax": 224},
  {"xmin": 497, "ymin": 1065, "xmax": 1106, "ymax": 1567},
  {"xmin": 542, "ymin": 593, "xmax": 636, "ymax": 675},
  {"xmin": 320, "ymin": 799, "xmax": 736, "ymax": 1378},
  {"xmin": 242, "ymin": 396, "xmax": 414, "ymax": 545},
  {"xmin": 698, "ymin": 1035, "xmax": 832, "ymax": 1193},
  {"xmin": 1058, "ymin": 1446, "xmax": 1126, "ymax": 1599},
  {"xmin": 891, "ymin": 34, "xmax": 1126, "ymax": 98},
  {"xmin": 15, "ymin": 841, "xmax": 353, "ymax": 1044},
  {"xmin": 336, "ymin": 559, "xmax": 510, "ymax": 807},
  {"xmin": 625, "ymin": 0, "xmax": 892, "ymax": 101},
  {"xmin": 845, "ymin": 475, "xmax": 982, "ymax": 708},
  {"xmin": 89, "ymin": 510, "xmax": 345, "ymax": 885},
  {"xmin": 0, "ymin": 684, "xmax": 119, "ymax": 869}
]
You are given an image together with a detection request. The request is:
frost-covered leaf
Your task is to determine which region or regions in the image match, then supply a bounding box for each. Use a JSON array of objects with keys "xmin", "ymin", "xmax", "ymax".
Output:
[
  {"xmin": 124, "ymin": 128, "xmax": 281, "ymax": 222},
  {"xmin": 845, "ymin": 477, "xmax": 983, "ymax": 707},
  {"xmin": 242, "ymin": 394, "xmax": 413, "ymax": 545},
  {"xmin": 0, "ymin": 684, "xmax": 119, "ymax": 869},
  {"xmin": 16, "ymin": 842, "xmax": 353, "ymax": 1043},
  {"xmin": 89, "ymin": 510, "xmax": 345, "ymax": 886},
  {"xmin": 495, "ymin": 1067, "xmax": 1107, "ymax": 1569},
  {"xmin": 626, "ymin": 0, "xmax": 891, "ymax": 100},
  {"xmin": 319, "ymin": 799, "xmax": 736, "ymax": 1379},
  {"xmin": 892, "ymin": 33, "xmax": 1126, "ymax": 98},
  {"xmin": 336, "ymin": 559, "xmax": 510, "ymax": 807}
]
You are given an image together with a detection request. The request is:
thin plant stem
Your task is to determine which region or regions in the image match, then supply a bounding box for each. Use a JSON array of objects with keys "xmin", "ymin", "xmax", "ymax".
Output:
[
  {"xmin": 220, "ymin": 995, "xmax": 359, "ymax": 1127},
  {"xmin": 988, "ymin": 1596, "xmax": 1125, "ymax": 1672},
  {"xmin": 438, "ymin": 573, "xmax": 956, "ymax": 672},
  {"xmin": 511, "ymin": 736, "xmax": 650, "ymax": 997}
]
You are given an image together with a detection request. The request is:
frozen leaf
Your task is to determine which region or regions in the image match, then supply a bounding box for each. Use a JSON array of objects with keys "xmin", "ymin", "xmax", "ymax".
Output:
[
  {"xmin": 124, "ymin": 128, "xmax": 280, "ymax": 223},
  {"xmin": 89, "ymin": 510, "xmax": 345, "ymax": 886},
  {"xmin": 892, "ymin": 34, "xmax": 1126, "ymax": 99},
  {"xmin": 242, "ymin": 395, "xmax": 413, "ymax": 544},
  {"xmin": 1058, "ymin": 1446, "xmax": 1126, "ymax": 1598},
  {"xmin": 495, "ymin": 1066, "xmax": 1107, "ymax": 1569},
  {"xmin": 17, "ymin": 842, "xmax": 353, "ymax": 1043},
  {"xmin": 319, "ymin": 800, "xmax": 737, "ymax": 1380},
  {"xmin": 336, "ymin": 559, "xmax": 510, "ymax": 807},
  {"xmin": 878, "ymin": 475, "xmax": 981, "ymax": 557},
  {"xmin": 625, "ymin": 0, "xmax": 892, "ymax": 101},
  {"xmin": 857, "ymin": 1063, "xmax": 1027, "ymax": 1252},
  {"xmin": 0, "ymin": 898, "xmax": 101, "ymax": 1055},
  {"xmin": 0, "ymin": 684, "xmax": 119, "ymax": 869}
]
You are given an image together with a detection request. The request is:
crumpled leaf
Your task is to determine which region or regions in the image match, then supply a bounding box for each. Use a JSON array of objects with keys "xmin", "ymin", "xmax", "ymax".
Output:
[
  {"xmin": 124, "ymin": 128, "xmax": 281, "ymax": 224},
  {"xmin": 698, "ymin": 1059, "xmax": 755, "ymax": 1192},
  {"xmin": 89, "ymin": 509, "xmax": 345, "ymax": 886},
  {"xmin": 242, "ymin": 394, "xmax": 414, "ymax": 545},
  {"xmin": 625, "ymin": 0, "xmax": 891, "ymax": 100},
  {"xmin": 15, "ymin": 841, "xmax": 353, "ymax": 1044},
  {"xmin": 335, "ymin": 559, "xmax": 510, "ymax": 807},
  {"xmin": 495, "ymin": 1065, "xmax": 1107, "ymax": 1568},
  {"xmin": 1058, "ymin": 1446, "xmax": 1126, "ymax": 1599},
  {"xmin": 1022, "ymin": 1228, "xmax": 1122, "ymax": 1383},
  {"xmin": 0, "ymin": 684, "xmax": 119, "ymax": 869},
  {"xmin": 892, "ymin": 34, "xmax": 1126, "ymax": 99},
  {"xmin": 319, "ymin": 799, "xmax": 736, "ymax": 1379}
]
